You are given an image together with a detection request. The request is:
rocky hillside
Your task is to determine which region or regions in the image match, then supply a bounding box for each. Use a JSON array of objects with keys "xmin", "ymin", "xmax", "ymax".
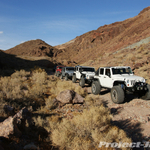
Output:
[
  {"xmin": 3, "ymin": 7, "xmax": 150, "ymax": 80},
  {"xmin": 54, "ymin": 6, "xmax": 150, "ymax": 64},
  {"xmin": 5, "ymin": 39, "xmax": 61, "ymax": 57}
]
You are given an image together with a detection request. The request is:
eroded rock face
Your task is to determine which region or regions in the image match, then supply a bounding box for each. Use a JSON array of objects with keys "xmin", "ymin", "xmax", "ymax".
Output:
[
  {"xmin": 56, "ymin": 90, "xmax": 84, "ymax": 105},
  {"xmin": 0, "ymin": 107, "xmax": 32, "ymax": 138}
]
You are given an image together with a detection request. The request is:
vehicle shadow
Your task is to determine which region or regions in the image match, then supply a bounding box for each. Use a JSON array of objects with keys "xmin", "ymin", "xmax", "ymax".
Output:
[
  {"xmin": 100, "ymin": 100, "xmax": 147, "ymax": 150},
  {"xmin": 100, "ymin": 89, "xmax": 110, "ymax": 95},
  {"xmin": 124, "ymin": 93, "xmax": 139, "ymax": 103},
  {"xmin": 112, "ymin": 119, "xmax": 146, "ymax": 149}
]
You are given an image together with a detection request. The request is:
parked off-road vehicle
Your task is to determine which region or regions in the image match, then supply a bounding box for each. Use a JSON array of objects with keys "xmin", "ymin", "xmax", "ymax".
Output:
[
  {"xmin": 55, "ymin": 65, "xmax": 65, "ymax": 77},
  {"xmin": 60, "ymin": 67, "xmax": 74, "ymax": 80},
  {"xmin": 72, "ymin": 65, "xmax": 95, "ymax": 87},
  {"xmin": 91, "ymin": 66, "xmax": 150, "ymax": 104}
]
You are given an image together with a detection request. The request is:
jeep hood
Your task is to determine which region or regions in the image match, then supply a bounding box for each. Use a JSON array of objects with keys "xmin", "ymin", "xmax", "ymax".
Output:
[
  {"xmin": 113, "ymin": 74, "xmax": 145, "ymax": 82},
  {"xmin": 82, "ymin": 72, "xmax": 95, "ymax": 76}
]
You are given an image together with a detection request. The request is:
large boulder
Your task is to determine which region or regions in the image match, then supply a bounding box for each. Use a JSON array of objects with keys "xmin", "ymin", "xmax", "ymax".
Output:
[
  {"xmin": 56, "ymin": 90, "xmax": 84, "ymax": 105},
  {"xmin": 0, "ymin": 107, "xmax": 33, "ymax": 138}
]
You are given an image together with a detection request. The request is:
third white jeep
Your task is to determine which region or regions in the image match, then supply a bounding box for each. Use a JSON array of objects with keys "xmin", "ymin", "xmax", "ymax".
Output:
[{"xmin": 91, "ymin": 66, "xmax": 150, "ymax": 104}]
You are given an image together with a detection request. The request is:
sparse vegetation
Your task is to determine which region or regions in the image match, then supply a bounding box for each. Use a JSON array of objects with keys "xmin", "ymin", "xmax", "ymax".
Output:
[
  {"xmin": 50, "ymin": 105, "xmax": 131, "ymax": 150},
  {"xmin": 1, "ymin": 6, "xmax": 150, "ymax": 149},
  {"xmin": 0, "ymin": 69, "xmax": 132, "ymax": 150}
]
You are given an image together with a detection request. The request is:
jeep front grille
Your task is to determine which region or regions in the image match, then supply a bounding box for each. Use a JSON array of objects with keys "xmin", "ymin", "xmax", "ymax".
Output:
[{"xmin": 131, "ymin": 80, "xmax": 136, "ymax": 85}]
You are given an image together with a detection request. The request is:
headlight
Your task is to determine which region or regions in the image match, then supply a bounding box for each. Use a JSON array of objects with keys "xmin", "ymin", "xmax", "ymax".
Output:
[{"xmin": 127, "ymin": 80, "xmax": 129, "ymax": 83}]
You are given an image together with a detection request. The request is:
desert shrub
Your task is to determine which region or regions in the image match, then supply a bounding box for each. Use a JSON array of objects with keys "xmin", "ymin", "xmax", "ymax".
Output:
[
  {"xmin": 11, "ymin": 69, "xmax": 30, "ymax": 79},
  {"xmin": 0, "ymin": 69, "xmax": 49, "ymax": 110},
  {"xmin": 45, "ymin": 96, "xmax": 57, "ymax": 110},
  {"xmin": 51, "ymin": 80, "xmax": 75, "ymax": 95},
  {"xmin": 51, "ymin": 105, "xmax": 131, "ymax": 150},
  {"xmin": 0, "ymin": 76, "xmax": 25, "ymax": 100},
  {"xmin": 74, "ymin": 86, "xmax": 88, "ymax": 97},
  {"xmin": 50, "ymin": 80, "xmax": 88, "ymax": 98}
]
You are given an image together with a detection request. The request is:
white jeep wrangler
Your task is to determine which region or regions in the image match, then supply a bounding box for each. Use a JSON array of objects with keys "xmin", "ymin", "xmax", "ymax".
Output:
[
  {"xmin": 91, "ymin": 66, "xmax": 150, "ymax": 104},
  {"xmin": 72, "ymin": 65, "xmax": 95, "ymax": 87}
]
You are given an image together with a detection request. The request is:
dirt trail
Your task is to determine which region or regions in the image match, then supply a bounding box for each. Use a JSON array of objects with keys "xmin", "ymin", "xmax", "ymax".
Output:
[{"xmin": 86, "ymin": 85, "xmax": 150, "ymax": 142}]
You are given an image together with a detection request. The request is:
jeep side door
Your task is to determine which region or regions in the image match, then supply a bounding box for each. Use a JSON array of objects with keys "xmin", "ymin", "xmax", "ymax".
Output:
[{"xmin": 99, "ymin": 68, "xmax": 113, "ymax": 88}]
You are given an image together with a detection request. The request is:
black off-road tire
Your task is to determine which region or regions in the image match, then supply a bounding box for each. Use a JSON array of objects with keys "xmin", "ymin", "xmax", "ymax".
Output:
[
  {"xmin": 72, "ymin": 74, "xmax": 76, "ymax": 83},
  {"xmin": 65, "ymin": 74, "xmax": 68, "ymax": 81},
  {"xmin": 91, "ymin": 80, "xmax": 101, "ymax": 95},
  {"xmin": 79, "ymin": 77, "xmax": 85, "ymax": 88},
  {"xmin": 111, "ymin": 86, "xmax": 124, "ymax": 104},
  {"xmin": 140, "ymin": 84, "xmax": 150, "ymax": 100}
]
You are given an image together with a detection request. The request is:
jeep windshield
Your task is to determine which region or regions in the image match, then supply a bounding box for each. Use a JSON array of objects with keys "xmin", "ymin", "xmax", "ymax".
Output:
[
  {"xmin": 81, "ymin": 68, "xmax": 95, "ymax": 72},
  {"xmin": 66, "ymin": 67, "xmax": 74, "ymax": 71},
  {"xmin": 112, "ymin": 67, "xmax": 133, "ymax": 75}
]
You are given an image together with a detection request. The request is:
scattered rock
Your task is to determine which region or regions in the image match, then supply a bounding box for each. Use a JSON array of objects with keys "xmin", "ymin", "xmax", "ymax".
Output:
[
  {"xmin": 56, "ymin": 90, "xmax": 84, "ymax": 105},
  {"xmin": 0, "ymin": 107, "xmax": 33, "ymax": 138}
]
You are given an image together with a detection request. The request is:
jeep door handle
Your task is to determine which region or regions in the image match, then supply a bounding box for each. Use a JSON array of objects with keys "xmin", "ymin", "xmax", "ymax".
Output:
[{"xmin": 104, "ymin": 76, "xmax": 106, "ymax": 78}]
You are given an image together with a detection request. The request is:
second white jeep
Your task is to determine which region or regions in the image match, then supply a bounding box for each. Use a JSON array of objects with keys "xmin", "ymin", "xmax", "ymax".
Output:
[
  {"xmin": 72, "ymin": 65, "xmax": 95, "ymax": 87},
  {"xmin": 91, "ymin": 66, "xmax": 150, "ymax": 104}
]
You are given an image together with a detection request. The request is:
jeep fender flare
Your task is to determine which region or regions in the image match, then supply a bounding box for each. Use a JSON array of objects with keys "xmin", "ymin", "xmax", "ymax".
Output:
[
  {"xmin": 81, "ymin": 74, "xmax": 85, "ymax": 78},
  {"xmin": 113, "ymin": 80, "xmax": 126, "ymax": 89},
  {"xmin": 92, "ymin": 78, "xmax": 101, "ymax": 85}
]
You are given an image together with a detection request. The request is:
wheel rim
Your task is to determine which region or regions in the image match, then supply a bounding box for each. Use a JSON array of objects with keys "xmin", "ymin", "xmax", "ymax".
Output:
[
  {"xmin": 112, "ymin": 90, "xmax": 117, "ymax": 102},
  {"xmin": 92, "ymin": 84, "xmax": 96, "ymax": 93}
]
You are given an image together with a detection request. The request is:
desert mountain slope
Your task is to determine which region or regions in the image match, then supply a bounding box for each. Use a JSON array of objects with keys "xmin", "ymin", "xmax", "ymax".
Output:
[
  {"xmin": 5, "ymin": 39, "xmax": 60, "ymax": 57},
  {"xmin": 54, "ymin": 6, "xmax": 150, "ymax": 64}
]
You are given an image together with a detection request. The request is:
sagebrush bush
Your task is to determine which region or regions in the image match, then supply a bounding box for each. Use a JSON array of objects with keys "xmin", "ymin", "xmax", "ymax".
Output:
[
  {"xmin": 49, "ymin": 80, "xmax": 88, "ymax": 98},
  {"xmin": 11, "ymin": 69, "xmax": 30, "ymax": 79},
  {"xmin": 0, "ymin": 68, "xmax": 49, "ymax": 110},
  {"xmin": 51, "ymin": 105, "xmax": 132, "ymax": 150},
  {"xmin": 0, "ymin": 76, "xmax": 25, "ymax": 100}
]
